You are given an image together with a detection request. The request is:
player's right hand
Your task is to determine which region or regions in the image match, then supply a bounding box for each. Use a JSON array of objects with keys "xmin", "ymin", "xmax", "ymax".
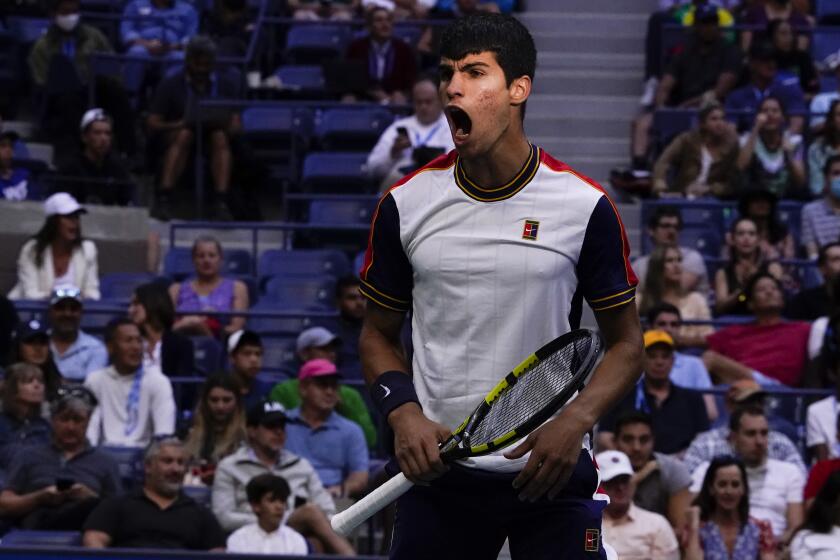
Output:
[{"xmin": 388, "ymin": 403, "xmax": 451, "ymax": 484}]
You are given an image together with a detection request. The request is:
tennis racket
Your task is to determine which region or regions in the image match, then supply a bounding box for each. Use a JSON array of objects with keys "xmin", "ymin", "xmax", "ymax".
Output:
[{"xmin": 331, "ymin": 328, "xmax": 602, "ymax": 536}]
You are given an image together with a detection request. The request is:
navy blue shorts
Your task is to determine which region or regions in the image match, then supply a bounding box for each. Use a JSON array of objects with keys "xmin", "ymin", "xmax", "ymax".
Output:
[{"xmin": 389, "ymin": 449, "xmax": 608, "ymax": 560}]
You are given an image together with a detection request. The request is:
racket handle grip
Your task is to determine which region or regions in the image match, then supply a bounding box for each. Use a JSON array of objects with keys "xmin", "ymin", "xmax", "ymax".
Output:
[{"xmin": 330, "ymin": 472, "xmax": 414, "ymax": 536}]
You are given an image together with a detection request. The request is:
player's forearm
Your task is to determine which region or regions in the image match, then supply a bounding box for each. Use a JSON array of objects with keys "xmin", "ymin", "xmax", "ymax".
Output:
[{"xmin": 359, "ymin": 307, "xmax": 409, "ymax": 385}]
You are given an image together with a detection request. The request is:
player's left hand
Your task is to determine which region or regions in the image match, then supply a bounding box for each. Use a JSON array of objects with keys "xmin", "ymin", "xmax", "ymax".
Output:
[{"xmin": 505, "ymin": 414, "xmax": 586, "ymax": 502}]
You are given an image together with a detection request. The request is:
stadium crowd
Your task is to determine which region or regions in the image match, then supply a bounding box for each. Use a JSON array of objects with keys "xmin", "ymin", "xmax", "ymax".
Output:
[{"xmin": 0, "ymin": 0, "xmax": 838, "ymax": 558}]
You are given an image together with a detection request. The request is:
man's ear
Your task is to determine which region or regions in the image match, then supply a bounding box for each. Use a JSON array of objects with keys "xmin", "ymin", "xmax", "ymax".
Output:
[{"xmin": 509, "ymin": 75, "xmax": 531, "ymax": 107}]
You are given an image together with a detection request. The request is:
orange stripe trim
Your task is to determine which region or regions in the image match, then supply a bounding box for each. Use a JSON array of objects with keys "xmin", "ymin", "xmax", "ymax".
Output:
[
  {"xmin": 591, "ymin": 296, "xmax": 636, "ymax": 312},
  {"xmin": 588, "ymin": 286, "xmax": 636, "ymax": 304},
  {"xmin": 359, "ymin": 278, "xmax": 409, "ymax": 305},
  {"xmin": 359, "ymin": 286, "xmax": 410, "ymax": 312}
]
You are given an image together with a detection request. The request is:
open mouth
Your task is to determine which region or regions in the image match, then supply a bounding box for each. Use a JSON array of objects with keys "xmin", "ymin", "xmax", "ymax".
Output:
[{"xmin": 446, "ymin": 105, "xmax": 473, "ymax": 141}]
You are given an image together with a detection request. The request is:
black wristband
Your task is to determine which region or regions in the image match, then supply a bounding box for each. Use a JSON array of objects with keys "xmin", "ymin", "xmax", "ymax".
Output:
[{"xmin": 370, "ymin": 370, "xmax": 419, "ymax": 419}]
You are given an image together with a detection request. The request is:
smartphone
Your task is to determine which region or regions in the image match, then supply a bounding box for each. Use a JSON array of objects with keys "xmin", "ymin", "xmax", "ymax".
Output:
[
  {"xmin": 396, "ymin": 127, "xmax": 408, "ymax": 137},
  {"xmin": 56, "ymin": 477, "xmax": 75, "ymax": 491}
]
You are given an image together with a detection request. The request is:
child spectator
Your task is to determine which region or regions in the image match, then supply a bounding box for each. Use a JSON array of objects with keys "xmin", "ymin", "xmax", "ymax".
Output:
[
  {"xmin": 226, "ymin": 330, "xmax": 274, "ymax": 409},
  {"xmin": 226, "ymin": 473, "xmax": 309, "ymax": 555}
]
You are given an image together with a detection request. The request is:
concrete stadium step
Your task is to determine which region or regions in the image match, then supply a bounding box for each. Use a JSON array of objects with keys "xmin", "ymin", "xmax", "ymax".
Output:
[
  {"xmin": 535, "ymin": 69, "xmax": 641, "ymax": 97},
  {"xmin": 527, "ymin": 94, "xmax": 639, "ymax": 119},
  {"xmin": 536, "ymin": 52, "xmax": 644, "ymax": 72},
  {"xmin": 526, "ymin": 0, "xmax": 658, "ymax": 13},
  {"xmin": 518, "ymin": 12, "xmax": 648, "ymax": 36},
  {"xmin": 532, "ymin": 31, "xmax": 645, "ymax": 56},
  {"xmin": 525, "ymin": 115, "xmax": 631, "ymax": 139}
]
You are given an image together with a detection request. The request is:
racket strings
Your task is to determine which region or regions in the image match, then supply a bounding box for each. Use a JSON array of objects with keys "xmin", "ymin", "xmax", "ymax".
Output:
[{"xmin": 467, "ymin": 335, "xmax": 592, "ymax": 447}]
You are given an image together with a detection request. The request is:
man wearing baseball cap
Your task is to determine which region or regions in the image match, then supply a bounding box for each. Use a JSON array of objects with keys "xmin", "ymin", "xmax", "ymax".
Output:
[
  {"xmin": 597, "ymin": 449, "xmax": 679, "ymax": 560},
  {"xmin": 295, "ymin": 326, "xmax": 341, "ymax": 365},
  {"xmin": 47, "ymin": 287, "xmax": 107, "ymax": 382},
  {"xmin": 283, "ymin": 359, "xmax": 369, "ymax": 500},
  {"xmin": 598, "ymin": 330, "xmax": 709, "ymax": 455},
  {"xmin": 227, "ymin": 330, "xmax": 274, "ymax": 409},
  {"xmin": 57, "ymin": 108, "xmax": 133, "ymax": 206}
]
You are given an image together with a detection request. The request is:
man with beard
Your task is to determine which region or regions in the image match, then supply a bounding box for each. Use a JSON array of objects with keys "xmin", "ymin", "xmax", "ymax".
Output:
[
  {"xmin": 333, "ymin": 276, "xmax": 365, "ymax": 377},
  {"xmin": 48, "ymin": 287, "xmax": 107, "ymax": 382},
  {"xmin": 83, "ymin": 437, "xmax": 225, "ymax": 550}
]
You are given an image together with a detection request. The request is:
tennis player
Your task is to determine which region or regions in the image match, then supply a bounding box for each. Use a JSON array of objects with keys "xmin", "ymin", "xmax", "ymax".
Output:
[{"xmin": 359, "ymin": 14, "xmax": 644, "ymax": 560}]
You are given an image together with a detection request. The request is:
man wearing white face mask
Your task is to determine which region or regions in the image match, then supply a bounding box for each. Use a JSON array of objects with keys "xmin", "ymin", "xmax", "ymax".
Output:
[{"xmin": 802, "ymin": 155, "xmax": 840, "ymax": 259}]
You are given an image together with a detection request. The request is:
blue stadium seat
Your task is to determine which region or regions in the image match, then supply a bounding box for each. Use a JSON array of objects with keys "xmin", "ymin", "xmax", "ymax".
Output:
[
  {"xmin": 316, "ymin": 107, "xmax": 394, "ymax": 151},
  {"xmin": 262, "ymin": 275, "xmax": 337, "ymax": 309},
  {"xmin": 353, "ymin": 250, "xmax": 365, "ymax": 277},
  {"xmin": 225, "ymin": 249, "xmax": 254, "ymax": 276},
  {"xmin": 233, "ymin": 274, "xmax": 259, "ymax": 307},
  {"xmin": 1, "ymin": 530, "xmax": 82, "ymax": 546},
  {"xmin": 183, "ymin": 485, "xmax": 211, "ymax": 507},
  {"xmin": 816, "ymin": 0, "xmax": 840, "ymax": 20},
  {"xmin": 812, "ymin": 28, "xmax": 840, "ymax": 64},
  {"xmin": 393, "ymin": 24, "xmax": 422, "ymax": 47},
  {"xmin": 100, "ymin": 272, "xmax": 156, "ymax": 301},
  {"xmin": 301, "ymin": 152, "xmax": 371, "ymax": 192},
  {"xmin": 308, "ymin": 197, "xmax": 378, "ymax": 225},
  {"xmin": 284, "ymin": 24, "xmax": 351, "ymax": 63},
  {"xmin": 777, "ymin": 201, "xmax": 803, "ymax": 243},
  {"xmin": 100, "ymin": 445, "xmax": 144, "ymax": 490},
  {"xmin": 681, "ymin": 226, "xmax": 722, "ymax": 257},
  {"xmin": 248, "ymin": 301, "xmax": 339, "ymax": 336},
  {"xmin": 258, "ymin": 249, "xmax": 350, "ymax": 280},
  {"xmin": 79, "ymin": 300, "xmax": 121, "ymax": 334},
  {"xmin": 191, "ymin": 336, "xmax": 224, "ymax": 375},
  {"xmin": 275, "ymin": 65, "xmax": 326, "ymax": 93},
  {"xmin": 6, "ymin": 17, "xmax": 49, "ymax": 44},
  {"xmin": 820, "ymin": 74, "xmax": 838, "ymax": 93},
  {"xmin": 242, "ymin": 106, "xmax": 314, "ymax": 137},
  {"xmin": 653, "ymin": 108, "xmax": 697, "ymax": 153},
  {"xmin": 258, "ymin": 335, "xmax": 298, "ymax": 373},
  {"xmin": 241, "ymin": 106, "xmax": 314, "ymax": 183}
]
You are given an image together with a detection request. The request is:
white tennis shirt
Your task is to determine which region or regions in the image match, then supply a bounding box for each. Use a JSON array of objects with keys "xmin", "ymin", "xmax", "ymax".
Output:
[{"xmin": 361, "ymin": 146, "xmax": 637, "ymax": 455}]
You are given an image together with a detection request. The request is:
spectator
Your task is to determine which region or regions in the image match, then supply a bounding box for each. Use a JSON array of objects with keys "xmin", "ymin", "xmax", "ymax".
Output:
[
  {"xmin": 646, "ymin": 303, "xmax": 718, "ymax": 420},
  {"xmin": 740, "ymin": 0, "xmax": 811, "ymax": 53},
  {"xmin": 84, "ymin": 318, "xmax": 176, "ymax": 446},
  {"xmin": 334, "ymin": 275, "xmax": 365, "ymax": 376},
  {"xmin": 182, "ymin": 373, "xmax": 245, "ymax": 486},
  {"xmin": 726, "ymin": 43, "xmax": 807, "ymax": 135},
  {"xmin": 613, "ymin": 412, "xmax": 692, "ymax": 528},
  {"xmin": 713, "ymin": 217, "xmax": 783, "ymax": 316},
  {"xmin": 288, "ymin": 0, "xmax": 358, "ymax": 20},
  {"xmin": 810, "ymin": 57, "xmax": 840, "ymax": 133},
  {"xmin": 0, "ymin": 363, "xmax": 51, "ymax": 476},
  {"xmin": 684, "ymin": 456, "xmax": 776, "ymax": 560},
  {"xmin": 790, "ymin": 242, "xmax": 840, "ymax": 321},
  {"xmin": 791, "ymin": 471, "xmax": 840, "ymax": 560},
  {"xmin": 737, "ymin": 189, "xmax": 795, "ymax": 261},
  {"xmin": 367, "ymin": 75, "xmax": 454, "ymax": 190},
  {"xmin": 705, "ymin": 272, "xmax": 811, "ymax": 387},
  {"xmin": 714, "ymin": 378, "xmax": 799, "ymax": 446},
  {"xmin": 226, "ymin": 473, "xmax": 309, "ymax": 554},
  {"xmin": 56, "ymin": 109, "xmax": 134, "ymax": 206},
  {"xmin": 416, "ymin": 0, "xmax": 487, "ymax": 63},
  {"xmin": 29, "ymin": 0, "xmax": 135, "ymax": 155},
  {"xmin": 637, "ymin": 244, "xmax": 713, "ymax": 347},
  {"xmin": 769, "ymin": 19, "xmax": 818, "ymax": 97},
  {"xmin": 0, "ymin": 131, "xmax": 32, "ymax": 201},
  {"xmin": 682, "ymin": 380, "xmax": 806, "ymax": 475},
  {"xmin": 0, "ymin": 294, "xmax": 19, "ymax": 368},
  {"xmin": 346, "ymin": 7, "xmax": 417, "ymax": 105},
  {"xmin": 597, "ymin": 449, "xmax": 680, "ymax": 560},
  {"xmin": 212, "ymin": 401, "xmax": 354, "ymax": 554},
  {"xmin": 432, "ymin": 0, "xmax": 505, "ymax": 13},
  {"xmin": 202, "ymin": 0, "xmax": 255, "ymax": 57},
  {"xmin": 147, "ymin": 36, "xmax": 241, "ymax": 221},
  {"xmin": 9, "ymin": 193, "xmax": 100, "ymax": 301},
  {"xmin": 690, "ymin": 407, "xmax": 805, "ymax": 540},
  {"xmin": 804, "ymin": 414, "xmax": 840, "ymax": 508},
  {"xmin": 128, "ymin": 281, "xmax": 194, "ymax": 377},
  {"xmin": 803, "ymin": 156, "xmax": 840, "ymax": 259},
  {"xmin": 631, "ymin": 4, "xmax": 741, "ymax": 171},
  {"xmin": 811, "ymin": 102, "xmax": 840, "ymax": 200},
  {"xmin": 168, "ymin": 236, "xmax": 248, "ymax": 337},
  {"xmin": 270, "ymin": 327, "xmax": 376, "ymax": 447},
  {"xmin": 10, "ymin": 319, "xmax": 62, "ymax": 400},
  {"xmin": 226, "ymin": 329, "xmax": 274, "ymax": 409},
  {"xmin": 651, "ymin": 101, "xmax": 740, "ymax": 198},
  {"xmin": 807, "ymin": 372, "xmax": 840, "ymax": 461},
  {"xmin": 284, "ymin": 359, "xmax": 368, "ymax": 499},
  {"xmin": 597, "ymin": 330, "xmax": 709, "ymax": 455},
  {"xmin": 736, "ymin": 95, "xmax": 806, "ymax": 198},
  {"xmin": 0, "ymin": 386, "xmax": 122, "ymax": 530},
  {"xmin": 83, "ymin": 437, "xmax": 226, "ymax": 550},
  {"xmin": 47, "ymin": 287, "xmax": 108, "ymax": 382},
  {"xmin": 120, "ymin": 0, "xmax": 199, "ymax": 91},
  {"xmin": 633, "ymin": 206, "xmax": 710, "ymax": 295}
]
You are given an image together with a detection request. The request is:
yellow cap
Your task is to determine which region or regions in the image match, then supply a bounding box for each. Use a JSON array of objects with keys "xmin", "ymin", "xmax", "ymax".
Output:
[{"xmin": 643, "ymin": 329, "xmax": 674, "ymax": 349}]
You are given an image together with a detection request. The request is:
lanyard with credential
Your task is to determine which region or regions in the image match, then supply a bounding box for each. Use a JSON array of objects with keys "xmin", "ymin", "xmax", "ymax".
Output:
[
  {"xmin": 634, "ymin": 378, "xmax": 651, "ymax": 414},
  {"xmin": 124, "ymin": 367, "xmax": 145, "ymax": 437},
  {"xmin": 412, "ymin": 122, "xmax": 442, "ymax": 147}
]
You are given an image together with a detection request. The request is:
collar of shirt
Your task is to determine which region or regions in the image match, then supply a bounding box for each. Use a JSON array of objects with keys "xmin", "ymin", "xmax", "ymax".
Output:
[
  {"xmin": 133, "ymin": 488, "xmax": 192, "ymax": 510},
  {"xmin": 606, "ymin": 503, "xmax": 640, "ymax": 526},
  {"xmin": 105, "ymin": 365, "xmax": 144, "ymax": 380},
  {"xmin": 240, "ymin": 446, "xmax": 298, "ymax": 469},
  {"xmin": 286, "ymin": 408, "xmax": 341, "ymax": 431}
]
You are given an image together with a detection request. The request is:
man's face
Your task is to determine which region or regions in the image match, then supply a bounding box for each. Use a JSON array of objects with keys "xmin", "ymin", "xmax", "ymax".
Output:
[
  {"xmin": 337, "ymin": 285, "xmax": 365, "ymax": 322},
  {"xmin": 52, "ymin": 408, "xmax": 90, "ymax": 450},
  {"xmin": 300, "ymin": 376, "xmax": 340, "ymax": 414},
  {"xmin": 651, "ymin": 311, "xmax": 681, "ymax": 339},
  {"xmin": 145, "ymin": 444, "xmax": 187, "ymax": 497},
  {"xmin": 643, "ymin": 345, "xmax": 674, "ymax": 381},
  {"xmin": 49, "ymin": 299, "xmax": 82, "ymax": 337},
  {"xmin": 820, "ymin": 245, "xmax": 840, "ymax": 279},
  {"xmin": 440, "ymin": 51, "xmax": 526, "ymax": 158},
  {"xmin": 108, "ymin": 324, "xmax": 143, "ymax": 371},
  {"xmin": 729, "ymin": 413, "xmax": 769, "ymax": 466},
  {"xmin": 369, "ymin": 9, "xmax": 392, "ymax": 42},
  {"xmin": 747, "ymin": 277, "xmax": 784, "ymax": 315},
  {"xmin": 649, "ymin": 216, "xmax": 681, "ymax": 245},
  {"xmin": 413, "ymin": 80, "xmax": 444, "ymax": 126},
  {"xmin": 83, "ymin": 121, "xmax": 112, "ymax": 158},
  {"xmin": 299, "ymin": 344, "xmax": 338, "ymax": 364},
  {"xmin": 231, "ymin": 345, "xmax": 262, "ymax": 379},
  {"xmin": 615, "ymin": 423, "xmax": 654, "ymax": 471},
  {"xmin": 603, "ymin": 475, "xmax": 634, "ymax": 512},
  {"xmin": 0, "ymin": 139, "xmax": 13, "ymax": 169},
  {"xmin": 187, "ymin": 55, "xmax": 214, "ymax": 86},
  {"xmin": 55, "ymin": 0, "xmax": 80, "ymax": 16},
  {"xmin": 250, "ymin": 421, "xmax": 286, "ymax": 454},
  {"xmin": 252, "ymin": 493, "xmax": 287, "ymax": 528}
]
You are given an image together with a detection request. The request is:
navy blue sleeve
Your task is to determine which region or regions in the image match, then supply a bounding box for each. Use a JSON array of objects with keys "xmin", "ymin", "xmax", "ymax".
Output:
[
  {"xmin": 359, "ymin": 193, "xmax": 413, "ymax": 312},
  {"xmin": 577, "ymin": 196, "xmax": 638, "ymax": 312}
]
